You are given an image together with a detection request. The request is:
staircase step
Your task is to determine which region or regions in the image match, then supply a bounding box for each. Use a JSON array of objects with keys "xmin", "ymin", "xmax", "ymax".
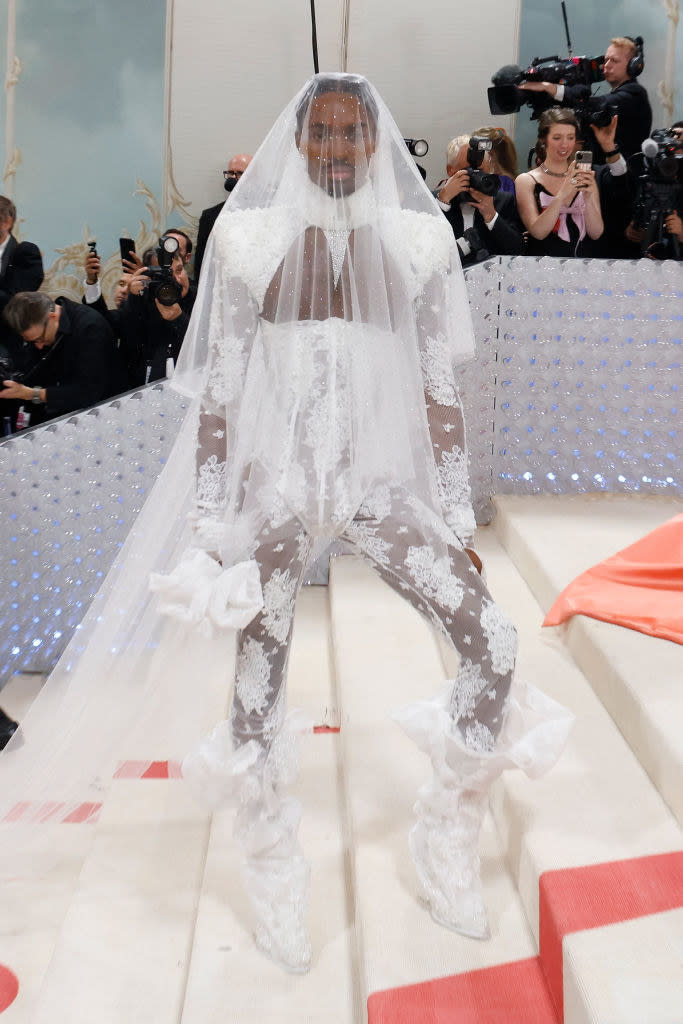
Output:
[
  {"xmin": 492, "ymin": 493, "xmax": 683, "ymax": 825},
  {"xmin": 328, "ymin": 555, "xmax": 540, "ymax": 1013},
  {"xmin": 562, "ymin": 907, "xmax": 683, "ymax": 1024}
]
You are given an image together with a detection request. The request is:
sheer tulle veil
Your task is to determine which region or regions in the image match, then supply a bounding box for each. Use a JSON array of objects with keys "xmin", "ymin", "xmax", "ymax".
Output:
[{"xmin": 0, "ymin": 73, "xmax": 478, "ymax": 879}]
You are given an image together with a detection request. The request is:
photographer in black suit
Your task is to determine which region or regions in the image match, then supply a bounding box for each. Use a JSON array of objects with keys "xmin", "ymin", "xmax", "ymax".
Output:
[{"xmin": 435, "ymin": 134, "xmax": 525, "ymax": 266}]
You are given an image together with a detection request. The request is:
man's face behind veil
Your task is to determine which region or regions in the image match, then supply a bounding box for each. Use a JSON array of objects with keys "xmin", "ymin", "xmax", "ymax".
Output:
[{"xmin": 298, "ymin": 90, "xmax": 376, "ymax": 198}]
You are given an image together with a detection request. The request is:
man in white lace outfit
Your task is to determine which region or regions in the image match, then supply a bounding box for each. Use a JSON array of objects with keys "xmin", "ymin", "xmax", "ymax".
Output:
[{"xmin": 173, "ymin": 73, "xmax": 569, "ymax": 973}]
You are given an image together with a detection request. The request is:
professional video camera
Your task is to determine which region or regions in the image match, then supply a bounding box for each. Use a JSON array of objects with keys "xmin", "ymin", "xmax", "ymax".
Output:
[
  {"xmin": 488, "ymin": 54, "xmax": 605, "ymax": 119},
  {"xmin": 462, "ymin": 135, "xmax": 501, "ymax": 199},
  {"xmin": 144, "ymin": 235, "xmax": 183, "ymax": 307},
  {"xmin": 632, "ymin": 129, "xmax": 683, "ymax": 259}
]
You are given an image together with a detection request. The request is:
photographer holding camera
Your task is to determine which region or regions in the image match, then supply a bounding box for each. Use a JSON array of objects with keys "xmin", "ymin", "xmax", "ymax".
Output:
[
  {"xmin": 118, "ymin": 234, "xmax": 196, "ymax": 384},
  {"xmin": 436, "ymin": 134, "xmax": 525, "ymax": 266},
  {"xmin": 518, "ymin": 36, "xmax": 652, "ymax": 162},
  {"xmin": 1, "ymin": 291, "xmax": 125, "ymax": 425}
]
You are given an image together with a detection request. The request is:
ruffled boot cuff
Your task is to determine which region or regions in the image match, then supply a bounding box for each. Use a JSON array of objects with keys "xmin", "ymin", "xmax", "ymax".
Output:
[
  {"xmin": 181, "ymin": 711, "xmax": 313, "ymax": 972},
  {"xmin": 393, "ymin": 680, "xmax": 573, "ymax": 938}
]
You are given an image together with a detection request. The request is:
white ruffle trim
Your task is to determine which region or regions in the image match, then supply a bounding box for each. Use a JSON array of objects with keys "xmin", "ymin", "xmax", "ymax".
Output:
[
  {"xmin": 149, "ymin": 549, "xmax": 263, "ymax": 636},
  {"xmin": 393, "ymin": 679, "xmax": 574, "ymax": 781},
  {"xmin": 180, "ymin": 709, "xmax": 313, "ymax": 812}
]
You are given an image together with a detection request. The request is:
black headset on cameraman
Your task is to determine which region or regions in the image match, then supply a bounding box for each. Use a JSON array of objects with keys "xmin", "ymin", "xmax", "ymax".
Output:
[{"xmin": 624, "ymin": 36, "xmax": 644, "ymax": 79}]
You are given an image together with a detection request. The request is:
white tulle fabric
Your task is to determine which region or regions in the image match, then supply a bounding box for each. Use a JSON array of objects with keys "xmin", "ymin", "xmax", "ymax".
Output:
[
  {"xmin": 149, "ymin": 550, "xmax": 263, "ymax": 636},
  {"xmin": 0, "ymin": 75, "xmax": 571, "ymax": 974}
]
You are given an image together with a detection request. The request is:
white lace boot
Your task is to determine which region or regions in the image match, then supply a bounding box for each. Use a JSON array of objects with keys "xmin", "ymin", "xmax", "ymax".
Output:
[
  {"xmin": 394, "ymin": 680, "xmax": 574, "ymax": 941},
  {"xmin": 408, "ymin": 745, "xmax": 499, "ymax": 939},
  {"xmin": 181, "ymin": 711, "xmax": 313, "ymax": 972},
  {"xmin": 237, "ymin": 780, "xmax": 312, "ymax": 973}
]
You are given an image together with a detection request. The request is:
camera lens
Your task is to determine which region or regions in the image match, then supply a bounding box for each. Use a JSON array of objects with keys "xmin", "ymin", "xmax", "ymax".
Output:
[{"xmin": 155, "ymin": 281, "xmax": 182, "ymax": 307}]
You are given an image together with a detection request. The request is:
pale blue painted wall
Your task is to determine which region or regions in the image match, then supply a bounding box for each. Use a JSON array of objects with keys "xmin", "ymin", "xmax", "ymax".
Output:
[{"xmin": 0, "ymin": 0, "xmax": 165, "ymax": 269}]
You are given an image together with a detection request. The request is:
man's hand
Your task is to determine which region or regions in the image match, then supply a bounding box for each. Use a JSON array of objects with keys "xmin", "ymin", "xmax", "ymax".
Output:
[
  {"xmin": 128, "ymin": 265, "xmax": 150, "ymax": 296},
  {"xmin": 625, "ymin": 221, "xmax": 646, "ymax": 244},
  {"xmin": 518, "ymin": 81, "xmax": 557, "ymax": 97},
  {"xmin": 664, "ymin": 211, "xmax": 683, "ymax": 242},
  {"xmin": 154, "ymin": 299, "xmax": 183, "ymax": 321},
  {"xmin": 438, "ymin": 169, "xmax": 471, "ymax": 204},
  {"xmin": 1, "ymin": 380, "xmax": 32, "ymax": 401},
  {"xmin": 85, "ymin": 252, "xmax": 101, "ymax": 285},
  {"xmin": 591, "ymin": 114, "xmax": 618, "ymax": 156},
  {"xmin": 468, "ymin": 188, "xmax": 496, "ymax": 223},
  {"xmin": 122, "ymin": 251, "xmax": 143, "ymax": 274}
]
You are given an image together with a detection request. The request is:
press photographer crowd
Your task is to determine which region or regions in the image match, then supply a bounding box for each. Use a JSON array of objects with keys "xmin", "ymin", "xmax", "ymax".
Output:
[{"xmin": 0, "ymin": 34, "xmax": 681, "ymax": 445}]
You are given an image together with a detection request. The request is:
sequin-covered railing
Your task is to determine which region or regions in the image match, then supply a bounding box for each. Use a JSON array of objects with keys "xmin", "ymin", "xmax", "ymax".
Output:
[
  {"xmin": 1, "ymin": 384, "xmax": 188, "ymax": 682},
  {"xmin": 462, "ymin": 256, "xmax": 681, "ymax": 508},
  {"xmin": 1, "ymin": 258, "xmax": 681, "ymax": 683}
]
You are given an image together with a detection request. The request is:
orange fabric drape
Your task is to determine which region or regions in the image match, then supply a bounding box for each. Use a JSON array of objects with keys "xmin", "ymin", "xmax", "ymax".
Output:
[{"xmin": 543, "ymin": 512, "xmax": 683, "ymax": 645}]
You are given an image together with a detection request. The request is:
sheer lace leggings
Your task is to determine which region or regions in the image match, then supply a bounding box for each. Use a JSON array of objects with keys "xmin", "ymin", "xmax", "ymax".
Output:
[{"xmin": 230, "ymin": 486, "xmax": 516, "ymax": 756}]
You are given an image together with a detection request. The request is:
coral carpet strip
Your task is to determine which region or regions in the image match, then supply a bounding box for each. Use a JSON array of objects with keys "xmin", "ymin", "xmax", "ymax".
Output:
[
  {"xmin": 539, "ymin": 850, "xmax": 683, "ymax": 1020},
  {"xmin": 368, "ymin": 957, "xmax": 557, "ymax": 1024}
]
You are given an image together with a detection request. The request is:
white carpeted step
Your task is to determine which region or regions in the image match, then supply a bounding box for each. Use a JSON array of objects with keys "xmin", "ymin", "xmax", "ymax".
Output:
[
  {"xmin": 492, "ymin": 493, "xmax": 683, "ymax": 826},
  {"xmin": 476, "ymin": 521, "xmax": 681, "ymax": 902},
  {"xmin": 563, "ymin": 908, "xmax": 683, "ymax": 1024},
  {"xmin": 328, "ymin": 555, "xmax": 541, "ymax": 1008},
  {"xmin": 474, "ymin": 524, "xmax": 682, "ymax": 1021}
]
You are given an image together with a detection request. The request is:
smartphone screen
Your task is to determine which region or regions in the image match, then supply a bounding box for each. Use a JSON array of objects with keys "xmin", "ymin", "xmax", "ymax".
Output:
[
  {"xmin": 119, "ymin": 237, "xmax": 136, "ymax": 263},
  {"xmin": 575, "ymin": 151, "xmax": 593, "ymax": 171}
]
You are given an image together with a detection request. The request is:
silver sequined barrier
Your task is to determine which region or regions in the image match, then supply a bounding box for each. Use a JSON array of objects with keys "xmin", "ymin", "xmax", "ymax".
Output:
[{"xmin": 1, "ymin": 258, "xmax": 680, "ymax": 683}]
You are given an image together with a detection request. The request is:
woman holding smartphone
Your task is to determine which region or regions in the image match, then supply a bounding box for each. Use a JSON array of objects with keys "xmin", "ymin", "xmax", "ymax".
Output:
[{"xmin": 515, "ymin": 108, "xmax": 604, "ymax": 257}]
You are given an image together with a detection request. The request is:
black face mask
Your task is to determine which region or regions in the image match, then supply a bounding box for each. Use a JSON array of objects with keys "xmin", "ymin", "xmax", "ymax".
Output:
[{"xmin": 224, "ymin": 175, "xmax": 239, "ymax": 193}]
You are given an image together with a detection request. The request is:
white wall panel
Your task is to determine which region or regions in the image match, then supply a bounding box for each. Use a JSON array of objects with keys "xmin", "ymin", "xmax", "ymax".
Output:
[
  {"xmin": 345, "ymin": 0, "xmax": 522, "ymax": 184},
  {"xmin": 168, "ymin": 0, "xmax": 521, "ymax": 215},
  {"xmin": 169, "ymin": 0, "xmax": 345, "ymax": 217}
]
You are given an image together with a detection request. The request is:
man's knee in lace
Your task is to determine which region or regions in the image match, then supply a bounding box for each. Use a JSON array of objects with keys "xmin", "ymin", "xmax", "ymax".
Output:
[
  {"xmin": 231, "ymin": 521, "xmax": 312, "ymax": 751},
  {"xmin": 342, "ymin": 487, "xmax": 516, "ymax": 750}
]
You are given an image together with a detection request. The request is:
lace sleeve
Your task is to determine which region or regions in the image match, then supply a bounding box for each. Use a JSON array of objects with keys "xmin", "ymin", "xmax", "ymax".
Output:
[
  {"xmin": 415, "ymin": 272, "xmax": 476, "ymax": 546},
  {"xmin": 192, "ymin": 273, "xmax": 259, "ymax": 554}
]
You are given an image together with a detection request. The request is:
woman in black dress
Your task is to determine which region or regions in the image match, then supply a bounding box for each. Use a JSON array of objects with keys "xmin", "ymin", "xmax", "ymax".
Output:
[{"xmin": 515, "ymin": 108, "xmax": 604, "ymax": 257}]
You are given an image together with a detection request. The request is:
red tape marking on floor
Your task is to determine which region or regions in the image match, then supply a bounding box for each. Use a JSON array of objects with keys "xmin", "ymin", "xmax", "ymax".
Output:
[
  {"xmin": 539, "ymin": 850, "xmax": 683, "ymax": 1020},
  {"xmin": 113, "ymin": 760, "xmax": 182, "ymax": 779},
  {"xmin": 368, "ymin": 850, "xmax": 683, "ymax": 1024},
  {"xmin": 368, "ymin": 956, "xmax": 557, "ymax": 1024},
  {"xmin": 0, "ymin": 964, "xmax": 19, "ymax": 1013},
  {"xmin": 3, "ymin": 801, "xmax": 102, "ymax": 824},
  {"xmin": 313, "ymin": 724, "xmax": 341, "ymax": 733}
]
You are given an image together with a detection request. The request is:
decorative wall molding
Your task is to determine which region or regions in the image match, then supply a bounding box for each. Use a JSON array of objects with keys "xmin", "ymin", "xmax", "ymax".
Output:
[
  {"xmin": 3, "ymin": 0, "xmax": 22, "ymax": 196},
  {"xmin": 657, "ymin": 0, "xmax": 679, "ymax": 122}
]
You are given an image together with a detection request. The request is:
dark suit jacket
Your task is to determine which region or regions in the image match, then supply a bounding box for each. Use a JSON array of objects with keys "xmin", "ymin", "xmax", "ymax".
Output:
[
  {"xmin": 21, "ymin": 297, "xmax": 125, "ymax": 422},
  {"xmin": 194, "ymin": 201, "xmax": 225, "ymax": 282},
  {"xmin": 440, "ymin": 191, "xmax": 525, "ymax": 266},
  {"xmin": 0, "ymin": 234, "xmax": 43, "ymax": 312},
  {"xmin": 564, "ymin": 79, "xmax": 652, "ymax": 161}
]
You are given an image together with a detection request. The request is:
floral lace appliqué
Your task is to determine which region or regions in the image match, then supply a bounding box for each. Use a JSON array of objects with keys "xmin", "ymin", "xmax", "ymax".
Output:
[
  {"xmin": 449, "ymin": 658, "xmax": 489, "ymax": 723},
  {"xmin": 197, "ymin": 454, "xmax": 226, "ymax": 510},
  {"xmin": 261, "ymin": 569, "xmax": 297, "ymax": 645},
  {"xmin": 236, "ymin": 637, "xmax": 272, "ymax": 716},
  {"xmin": 420, "ymin": 333, "xmax": 459, "ymax": 407},
  {"xmin": 404, "ymin": 545, "xmax": 464, "ymax": 613},
  {"xmin": 480, "ymin": 599, "xmax": 517, "ymax": 676}
]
